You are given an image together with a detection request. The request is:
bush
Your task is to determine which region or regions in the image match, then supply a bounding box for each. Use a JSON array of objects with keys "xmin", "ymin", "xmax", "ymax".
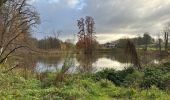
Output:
[
  {"xmin": 140, "ymin": 63, "xmax": 169, "ymax": 90},
  {"xmin": 162, "ymin": 73, "xmax": 170, "ymax": 91},
  {"xmin": 94, "ymin": 67, "xmax": 136, "ymax": 86},
  {"xmin": 160, "ymin": 62, "xmax": 170, "ymax": 73},
  {"xmin": 98, "ymin": 79, "xmax": 113, "ymax": 88},
  {"xmin": 123, "ymin": 70, "xmax": 143, "ymax": 87},
  {"xmin": 94, "ymin": 64, "xmax": 170, "ymax": 91}
]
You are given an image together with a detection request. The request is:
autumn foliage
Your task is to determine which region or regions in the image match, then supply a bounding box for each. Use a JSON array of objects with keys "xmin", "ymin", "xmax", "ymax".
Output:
[{"xmin": 76, "ymin": 16, "xmax": 97, "ymax": 54}]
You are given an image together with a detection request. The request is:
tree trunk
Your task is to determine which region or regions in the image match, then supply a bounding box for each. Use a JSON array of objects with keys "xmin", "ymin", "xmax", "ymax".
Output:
[
  {"xmin": 158, "ymin": 39, "xmax": 161, "ymax": 53},
  {"xmin": 165, "ymin": 33, "xmax": 168, "ymax": 51},
  {"xmin": 144, "ymin": 43, "xmax": 148, "ymax": 51}
]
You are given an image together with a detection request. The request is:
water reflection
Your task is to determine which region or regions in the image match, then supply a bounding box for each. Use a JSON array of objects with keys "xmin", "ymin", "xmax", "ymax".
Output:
[
  {"xmin": 76, "ymin": 54, "xmax": 98, "ymax": 73},
  {"xmin": 34, "ymin": 53, "xmax": 133, "ymax": 73},
  {"xmin": 93, "ymin": 58, "xmax": 130, "ymax": 71},
  {"xmin": 13, "ymin": 50, "xmax": 166, "ymax": 75},
  {"xmin": 140, "ymin": 53, "xmax": 162, "ymax": 65}
]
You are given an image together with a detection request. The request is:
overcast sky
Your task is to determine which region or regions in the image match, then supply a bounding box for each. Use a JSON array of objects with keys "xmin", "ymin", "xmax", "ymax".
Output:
[{"xmin": 30, "ymin": 0, "xmax": 170, "ymax": 43}]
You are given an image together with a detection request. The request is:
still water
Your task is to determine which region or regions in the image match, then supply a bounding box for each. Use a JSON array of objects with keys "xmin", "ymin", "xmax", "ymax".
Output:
[
  {"xmin": 35, "ymin": 57, "xmax": 131, "ymax": 73},
  {"xmin": 33, "ymin": 52, "xmax": 161, "ymax": 73}
]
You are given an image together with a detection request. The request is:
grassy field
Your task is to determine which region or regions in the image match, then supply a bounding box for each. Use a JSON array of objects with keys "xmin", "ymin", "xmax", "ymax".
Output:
[{"xmin": 0, "ymin": 63, "xmax": 169, "ymax": 99}]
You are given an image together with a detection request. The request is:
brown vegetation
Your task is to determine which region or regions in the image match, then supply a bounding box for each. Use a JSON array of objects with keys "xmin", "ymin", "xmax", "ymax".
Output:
[
  {"xmin": 0, "ymin": 0, "xmax": 39, "ymax": 64},
  {"xmin": 125, "ymin": 39, "xmax": 141, "ymax": 69},
  {"xmin": 76, "ymin": 16, "xmax": 97, "ymax": 54}
]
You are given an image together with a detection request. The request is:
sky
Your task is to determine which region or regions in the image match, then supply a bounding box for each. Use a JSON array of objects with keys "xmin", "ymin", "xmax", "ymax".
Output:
[{"xmin": 29, "ymin": 0, "xmax": 170, "ymax": 43}]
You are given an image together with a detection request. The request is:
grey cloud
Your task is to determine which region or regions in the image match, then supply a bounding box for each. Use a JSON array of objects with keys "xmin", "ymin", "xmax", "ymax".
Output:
[{"xmin": 31, "ymin": 0, "xmax": 170, "ymax": 41}]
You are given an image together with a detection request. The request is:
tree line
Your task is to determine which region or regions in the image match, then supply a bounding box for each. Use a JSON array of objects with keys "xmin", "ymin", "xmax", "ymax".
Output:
[
  {"xmin": 35, "ymin": 36, "xmax": 74, "ymax": 50},
  {"xmin": 115, "ymin": 33, "xmax": 154, "ymax": 49},
  {"xmin": 36, "ymin": 37, "xmax": 62, "ymax": 50}
]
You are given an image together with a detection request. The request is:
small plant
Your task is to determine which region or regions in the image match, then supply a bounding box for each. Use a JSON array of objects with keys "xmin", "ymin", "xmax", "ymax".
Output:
[
  {"xmin": 55, "ymin": 47, "xmax": 74, "ymax": 83},
  {"xmin": 98, "ymin": 79, "xmax": 113, "ymax": 88}
]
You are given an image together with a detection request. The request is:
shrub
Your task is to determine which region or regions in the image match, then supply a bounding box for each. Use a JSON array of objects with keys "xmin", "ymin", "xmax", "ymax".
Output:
[
  {"xmin": 141, "ymin": 67, "xmax": 165, "ymax": 89},
  {"xmin": 163, "ymin": 73, "xmax": 170, "ymax": 91},
  {"xmin": 160, "ymin": 62, "xmax": 170, "ymax": 73},
  {"xmin": 98, "ymin": 79, "xmax": 113, "ymax": 88},
  {"xmin": 123, "ymin": 70, "xmax": 143, "ymax": 87},
  {"xmin": 94, "ymin": 67, "xmax": 135, "ymax": 86}
]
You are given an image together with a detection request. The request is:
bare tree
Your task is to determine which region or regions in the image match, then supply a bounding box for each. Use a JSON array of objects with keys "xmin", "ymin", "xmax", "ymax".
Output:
[
  {"xmin": 0, "ymin": 0, "xmax": 40, "ymax": 64},
  {"xmin": 163, "ymin": 24, "xmax": 170, "ymax": 51},
  {"xmin": 164, "ymin": 28, "xmax": 169, "ymax": 51},
  {"xmin": 77, "ymin": 16, "xmax": 96, "ymax": 54},
  {"xmin": 157, "ymin": 33, "xmax": 162, "ymax": 54},
  {"xmin": 85, "ymin": 16, "xmax": 95, "ymax": 54}
]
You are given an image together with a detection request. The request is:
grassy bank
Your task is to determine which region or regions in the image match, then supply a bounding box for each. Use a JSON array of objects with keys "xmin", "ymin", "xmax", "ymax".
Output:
[{"xmin": 0, "ymin": 63, "xmax": 170, "ymax": 99}]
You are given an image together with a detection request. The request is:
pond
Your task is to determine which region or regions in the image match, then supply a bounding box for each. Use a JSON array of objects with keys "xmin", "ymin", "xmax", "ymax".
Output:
[
  {"xmin": 33, "ymin": 52, "xmax": 162, "ymax": 73},
  {"xmin": 35, "ymin": 57, "xmax": 131, "ymax": 73}
]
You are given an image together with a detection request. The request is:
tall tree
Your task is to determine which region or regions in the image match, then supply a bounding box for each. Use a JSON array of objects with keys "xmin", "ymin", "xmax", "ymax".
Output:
[
  {"xmin": 157, "ymin": 34, "xmax": 162, "ymax": 53},
  {"xmin": 0, "ymin": 0, "xmax": 40, "ymax": 63},
  {"xmin": 163, "ymin": 25, "xmax": 170, "ymax": 51},
  {"xmin": 162, "ymin": 21, "xmax": 170, "ymax": 51},
  {"xmin": 77, "ymin": 16, "xmax": 96, "ymax": 54},
  {"xmin": 143, "ymin": 33, "xmax": 152, "ymax": 51}
]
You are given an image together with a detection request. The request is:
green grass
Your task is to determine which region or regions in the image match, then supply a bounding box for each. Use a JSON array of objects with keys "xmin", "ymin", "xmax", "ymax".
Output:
[{"xmin": 0, "ymin": 64, "xmax": 170, "ymax": 99}]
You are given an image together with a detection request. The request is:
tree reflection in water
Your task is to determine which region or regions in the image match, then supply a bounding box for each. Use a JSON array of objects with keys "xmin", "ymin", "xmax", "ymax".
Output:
[
  {"xmin": 76, "ymin": 53, "xmax": 98, "ymax": 73},
  {"xmin": 16, "ymin": 51, "xmax": 165, "ymax": 74}
]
